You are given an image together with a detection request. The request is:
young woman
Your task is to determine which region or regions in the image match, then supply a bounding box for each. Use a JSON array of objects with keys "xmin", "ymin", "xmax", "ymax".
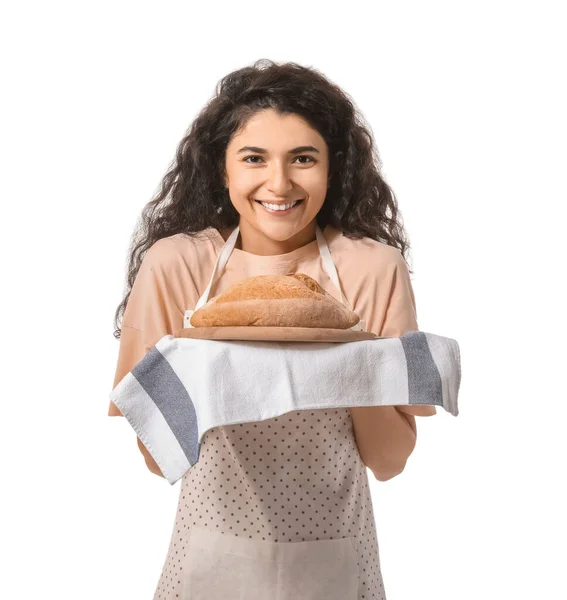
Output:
[{"xmin": 109, "ymin": 59, "xmax": 436, "ymax": 600}]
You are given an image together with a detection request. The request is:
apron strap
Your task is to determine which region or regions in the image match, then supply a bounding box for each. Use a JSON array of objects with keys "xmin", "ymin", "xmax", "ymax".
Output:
[
  {"xmin": 197, "ymin": 226, "xmax": 240, "ymax": 310},
  {"xmin": 317, "ymin": 227, "xmax": 364, "ymax": 330},
  {"xmin": 316, "ymin": 226, "xmax": 345, "ymax": 305},
  {"xmin": 184, "ymin": 226, "xmax": 240, "ymax": 328},
  {"xmin": 185, "ymin": 224, "xmax": 364, "ymax": 331}
]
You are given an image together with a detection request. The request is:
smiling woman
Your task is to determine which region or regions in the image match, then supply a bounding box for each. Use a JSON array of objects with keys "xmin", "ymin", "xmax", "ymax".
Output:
[
  {"xmin": 223, "ymin": 109, "xmax": 331, "ymax": 255},
  {"xmin": 109, "ymin": 58, "xmax": 433, "ymax": 600}
]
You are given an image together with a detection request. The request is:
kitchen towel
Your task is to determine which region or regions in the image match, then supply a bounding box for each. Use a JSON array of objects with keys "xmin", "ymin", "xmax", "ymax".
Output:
[{"xmin": 109, "ymin": 330, "xmax": 461, "ymax": 484}]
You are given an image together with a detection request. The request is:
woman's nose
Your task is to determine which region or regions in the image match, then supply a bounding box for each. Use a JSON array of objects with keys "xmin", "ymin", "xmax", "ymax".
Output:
[{"xmin": 265, "ymin": 164, "xmax": 293, "ymax": 195}]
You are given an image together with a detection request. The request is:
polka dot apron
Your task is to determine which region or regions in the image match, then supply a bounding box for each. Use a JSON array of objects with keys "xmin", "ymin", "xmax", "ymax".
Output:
[{"xmin": 153, "ymin": 225, "xmax": 386, "ymax": 600}]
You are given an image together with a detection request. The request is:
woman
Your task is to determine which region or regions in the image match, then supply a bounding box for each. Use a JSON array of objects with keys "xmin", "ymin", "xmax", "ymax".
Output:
[{"xmin": 109, "ymin": 58, "xmax": 436, "ymax": 600}]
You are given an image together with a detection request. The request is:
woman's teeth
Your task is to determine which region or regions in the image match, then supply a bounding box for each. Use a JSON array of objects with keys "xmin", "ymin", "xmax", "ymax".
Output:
[{"xmin": 257, "ymin": 200, "xmax": 301, "ymax": 211}]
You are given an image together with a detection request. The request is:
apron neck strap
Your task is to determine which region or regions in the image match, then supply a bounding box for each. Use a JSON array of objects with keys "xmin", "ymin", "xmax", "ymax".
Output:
[
  {"xmin": 194, "ymin": 225, "xmax": 240, "ymax": 312},
  {"xmin": 185, "ymin": 224, "xmax": 350, "ymax": 328},
  {"xmin": 315, "ymin": 225, "xmax": 345, "ymax": 304}
]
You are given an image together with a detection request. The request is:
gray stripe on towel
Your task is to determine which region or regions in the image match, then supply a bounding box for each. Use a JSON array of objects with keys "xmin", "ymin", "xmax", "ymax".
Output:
[
  {"xmin": 132, "ymin": 346, "xmax": 200, "ymax": 465},
  {"xmin": 400, "ymin": 332, "xmax": 443, "ymax": 407}
]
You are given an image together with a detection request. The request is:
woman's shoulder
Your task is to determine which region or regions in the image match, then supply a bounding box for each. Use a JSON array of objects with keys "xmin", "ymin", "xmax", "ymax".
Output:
[
  {"xmin": 144, "ymin": 228, "xmax": 219, "ymax": 269},
  {"xmin": 328, "ymin": 226, "xmax": 404, "ymax": 265}
]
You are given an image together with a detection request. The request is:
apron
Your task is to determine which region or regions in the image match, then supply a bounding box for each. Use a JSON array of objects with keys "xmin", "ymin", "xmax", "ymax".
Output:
[
  {"xmin": 180, "ymin": 223, "xmax": 362, "ymax": 599},
  {"xmin": 183, "ymin": 224, "xmax": 366, "ymax": 332}
]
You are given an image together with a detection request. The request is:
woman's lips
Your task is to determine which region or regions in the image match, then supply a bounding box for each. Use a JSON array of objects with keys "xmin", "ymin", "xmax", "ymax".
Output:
[{"xmin": 254, "ymin": 200, "xmax": 304, "ymax": 215}]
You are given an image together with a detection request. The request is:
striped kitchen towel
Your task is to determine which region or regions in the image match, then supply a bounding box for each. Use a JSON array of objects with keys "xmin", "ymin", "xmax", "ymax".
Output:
[{"xmin": 110, "ymin": 331, "xmax": 461, "ymax": 484}]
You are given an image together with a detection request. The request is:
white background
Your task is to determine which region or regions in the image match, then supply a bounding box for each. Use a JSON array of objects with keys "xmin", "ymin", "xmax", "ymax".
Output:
[{"xmin": 1, "ymin": 1, "xmax": 565, "ymax": 598}]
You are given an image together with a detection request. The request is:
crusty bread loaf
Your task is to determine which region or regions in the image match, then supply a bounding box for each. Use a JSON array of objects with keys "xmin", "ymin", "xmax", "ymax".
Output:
[{"xmin": 190, "ymin": 273, "xmax": 360, "ymax": 329}]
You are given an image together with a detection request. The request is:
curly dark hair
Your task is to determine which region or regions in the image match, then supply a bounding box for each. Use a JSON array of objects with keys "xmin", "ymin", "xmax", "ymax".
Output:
[{"xmin": 113, "ymin": 59, "xmax": 413, "ymax": 339}]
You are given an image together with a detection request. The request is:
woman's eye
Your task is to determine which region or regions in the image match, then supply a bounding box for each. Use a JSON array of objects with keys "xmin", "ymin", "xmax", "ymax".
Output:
[
  {"xmin": 243, "ymin": 155, "xmax": 314, "ymax": 164},
  {"xmin": 295, "ymin": 155, "xmax": 314, "ymax": 164}
]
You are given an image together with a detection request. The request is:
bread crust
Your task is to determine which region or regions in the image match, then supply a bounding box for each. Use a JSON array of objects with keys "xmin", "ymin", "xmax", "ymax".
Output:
[{"xmin": 190, "ymin": 273, "xmax": 360, "ymax": 329}]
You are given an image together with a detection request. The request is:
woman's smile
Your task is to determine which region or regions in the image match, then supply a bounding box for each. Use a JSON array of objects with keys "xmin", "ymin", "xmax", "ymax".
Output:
[{"xmin": 254, "ymin": 199, "xmax": 304, "ymax": 215}]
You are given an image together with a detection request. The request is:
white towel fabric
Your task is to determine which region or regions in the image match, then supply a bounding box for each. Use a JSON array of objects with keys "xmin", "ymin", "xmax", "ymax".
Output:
[{"xmin": 110, "ymin": 330, "xmax": 461, "ymax": 484}]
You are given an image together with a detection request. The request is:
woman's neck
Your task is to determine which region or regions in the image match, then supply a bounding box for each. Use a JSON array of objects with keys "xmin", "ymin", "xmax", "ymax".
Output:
[
  {"xmin": 233, "ymin": 221, "xmax": 318, "ymax": 255},
  {"xmin": 217, "ymin": 224, "xmax": 319, "ymax": 255}
]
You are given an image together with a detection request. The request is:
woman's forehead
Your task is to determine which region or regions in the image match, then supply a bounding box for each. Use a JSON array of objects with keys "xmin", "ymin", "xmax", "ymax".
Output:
[{"xmin": 227, "ymin": 110, "xmax": 325, "ymax": 151}]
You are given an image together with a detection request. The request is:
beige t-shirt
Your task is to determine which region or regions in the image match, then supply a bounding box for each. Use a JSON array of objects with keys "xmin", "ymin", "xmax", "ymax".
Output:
[
  {"xmin": 109, "ymin": 225, "xmax": 434, "ymax": 599},
  {"xmin": 110, "ymin": 224, "xmax": 427, "ymax": 411}
]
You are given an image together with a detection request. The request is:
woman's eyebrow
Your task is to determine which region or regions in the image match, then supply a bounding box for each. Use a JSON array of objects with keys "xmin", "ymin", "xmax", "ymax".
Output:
[{"xmin": 236, "ymin": 145, "xmax": 320, "ymax": 155}]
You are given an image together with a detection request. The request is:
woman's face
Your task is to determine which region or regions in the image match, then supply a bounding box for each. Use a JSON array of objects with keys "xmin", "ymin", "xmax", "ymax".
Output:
[{"xmin": 224, "ymin": 108, "xmax": 330, "ymax": 255}]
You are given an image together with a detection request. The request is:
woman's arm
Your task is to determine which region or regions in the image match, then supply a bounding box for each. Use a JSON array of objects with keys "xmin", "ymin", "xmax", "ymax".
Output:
[
  {"xmin": 350, "ymin": 248, "xmax": 435, "ymax": 480},
  {"xmin": 137, "ymin": 437, "xmax": 165, "ymax": 478},
  {"xmin": 109, "ymin": 240, "xmax": 188, "ymax": 478},
  {"xmin": 396, "ymin": 405, "xmax": 437, "ymax": 416},
  {"xmin": 350, "ymin": 407, "xmax": 436, "ymax": 480},
  {"xmin": 350, "ymin": 406, "xmax": 416, "ymax": 481}
]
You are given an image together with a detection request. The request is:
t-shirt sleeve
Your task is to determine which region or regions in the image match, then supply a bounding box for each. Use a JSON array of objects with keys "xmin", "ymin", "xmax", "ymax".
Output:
[
  {"xmin": 379, "ymin": 249, "xmax": 419, "ymax": 338},
  {"xmin": 108, "ymin": 239, "xmax": 186, "ymax": 416}
]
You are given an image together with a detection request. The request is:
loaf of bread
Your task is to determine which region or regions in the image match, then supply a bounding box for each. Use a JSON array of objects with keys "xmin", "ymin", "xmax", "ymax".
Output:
[{"xmin": 190, "ymin": 273, "xmax": 360, "ymax": 329}]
